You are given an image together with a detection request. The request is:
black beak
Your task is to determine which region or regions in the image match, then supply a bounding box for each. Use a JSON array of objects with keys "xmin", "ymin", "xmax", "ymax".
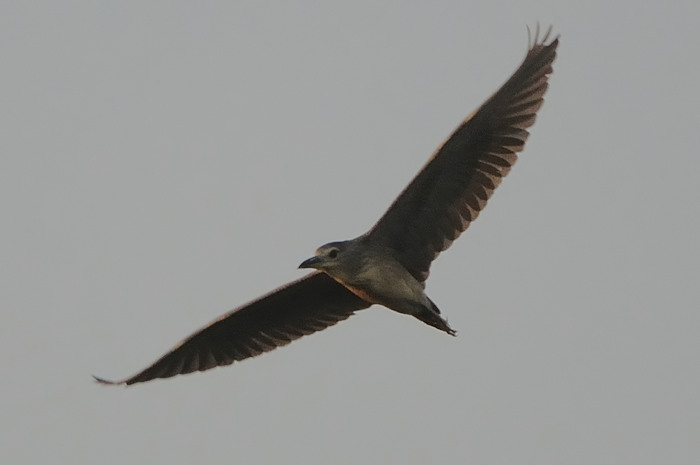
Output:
[{"xmin": 298, "ymin": 256, "xmax": 322, "ymax": 269}]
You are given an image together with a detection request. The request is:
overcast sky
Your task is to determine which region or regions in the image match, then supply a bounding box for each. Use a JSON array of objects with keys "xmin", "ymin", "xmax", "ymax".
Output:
[{"xmin": 2, "ymin": 1, "xmax": 699, "ymax": 464}]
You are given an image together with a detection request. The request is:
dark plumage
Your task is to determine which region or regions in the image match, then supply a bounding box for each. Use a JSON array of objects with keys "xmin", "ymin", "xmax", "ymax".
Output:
[
  {"xmin": 96, "ymin": 27, "xmax": 558, "ymax": 386},
  {"xmin": 95, "ymin": 273, "xmax": 368, "ymax": 385},
  {"xmin": 367, "ymin": 28, "xmax": 558, "ymax": 281}
]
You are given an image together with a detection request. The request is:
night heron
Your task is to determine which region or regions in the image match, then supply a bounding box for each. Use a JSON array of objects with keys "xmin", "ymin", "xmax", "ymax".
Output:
[{"xmin": 96, "ymin": 27, "xmax": 558, "ymax": 386}]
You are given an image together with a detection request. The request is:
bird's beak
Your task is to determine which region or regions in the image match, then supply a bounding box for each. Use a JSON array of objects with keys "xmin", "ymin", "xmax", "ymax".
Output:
[{"xmin": 298, "ymin": 256, "xmax": 323, "ymax": 269}]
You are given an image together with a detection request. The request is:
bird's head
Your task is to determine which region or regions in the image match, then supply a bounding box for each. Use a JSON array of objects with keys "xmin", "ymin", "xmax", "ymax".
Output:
[{"xmin": 298, "ymin": 241, "xmax": 351, "ymax": 274}]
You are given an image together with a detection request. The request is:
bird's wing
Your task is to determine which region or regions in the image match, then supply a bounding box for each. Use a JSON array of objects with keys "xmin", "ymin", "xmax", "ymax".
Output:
[
  {"xmin": 94, "ymin": 272, "xmax": 370, "ymax": 386},
  {"xmin": 366, "ymin": 29, "xmax": 558, "ymax": 283}
]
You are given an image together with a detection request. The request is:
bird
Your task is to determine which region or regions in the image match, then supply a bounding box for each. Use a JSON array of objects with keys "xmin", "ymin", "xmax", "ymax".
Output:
[{"xmin": 95, "ymin": 27, "xmax": 558, "ymax": 386}]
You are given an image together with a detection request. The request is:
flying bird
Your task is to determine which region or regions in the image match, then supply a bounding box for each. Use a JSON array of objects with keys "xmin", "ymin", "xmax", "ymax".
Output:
[{"xmin": 95, "ymin": 27, "xmax": 558, "ymax": 386}]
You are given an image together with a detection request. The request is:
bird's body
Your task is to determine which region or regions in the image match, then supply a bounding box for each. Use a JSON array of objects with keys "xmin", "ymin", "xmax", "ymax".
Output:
[
  {"xmin": 300, "ymin": 239, "xmax": 454, "ymax": 334},
  {"xmin": 96, "ymin": 27, "xmax": 558, "ymax": 386}
]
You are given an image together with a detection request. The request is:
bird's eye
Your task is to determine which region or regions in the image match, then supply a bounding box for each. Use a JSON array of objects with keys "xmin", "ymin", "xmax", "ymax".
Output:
[{"xmin": 328, "ymin": 249, "xmax": 339, "ymax": 259}]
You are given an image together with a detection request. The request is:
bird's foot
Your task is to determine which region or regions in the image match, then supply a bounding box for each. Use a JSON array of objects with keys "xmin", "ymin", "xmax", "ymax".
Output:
[{"xmin": 415, "ymin": 308, "xmax": 457, "ymax": 336}]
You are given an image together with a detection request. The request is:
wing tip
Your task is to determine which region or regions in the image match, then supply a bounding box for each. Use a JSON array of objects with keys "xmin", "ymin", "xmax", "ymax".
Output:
[
  {"xmin": 92, "ymin": 374, "xmax": 129, "ymax": 386},
  {"xmin": 526, "ymin": 23, "xmax": 559, "ymax": 48}
]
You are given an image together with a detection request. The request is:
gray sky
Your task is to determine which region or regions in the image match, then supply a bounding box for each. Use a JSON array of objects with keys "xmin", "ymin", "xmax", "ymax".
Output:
[{"xmin": 2, "ymin": 1, "xmax": 699, "ymax": 464}]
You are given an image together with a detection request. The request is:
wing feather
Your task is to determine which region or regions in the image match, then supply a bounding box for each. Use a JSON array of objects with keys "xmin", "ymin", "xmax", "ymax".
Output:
[
  {"xmin": 94, "ymin": 273, "xmax": 370, "ymax": 385},
  {"xmin": 366, "ymin": 29, "xmax": 558, "ymax": 282}
]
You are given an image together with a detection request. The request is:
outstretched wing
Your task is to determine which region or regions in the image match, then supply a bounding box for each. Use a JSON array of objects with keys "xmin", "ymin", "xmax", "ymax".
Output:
[
  {"xmin": 367, "ymin": 28, "xmax": 558, "ymax": 282},
  {"xmin": 94, "ymin": 272, "xmax": 370, "ymax": 386}
]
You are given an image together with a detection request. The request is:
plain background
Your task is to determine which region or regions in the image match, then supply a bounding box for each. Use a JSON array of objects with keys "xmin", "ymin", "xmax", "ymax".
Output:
[{"xmin": 2, "ymin": 1, "xmax": 698, "ymax": 464}]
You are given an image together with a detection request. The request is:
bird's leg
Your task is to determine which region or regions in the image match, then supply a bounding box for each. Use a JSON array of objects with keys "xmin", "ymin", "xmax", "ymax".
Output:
[{"xmin": 413, "ymin": 305, "xmax": 457, "ymax": 336}]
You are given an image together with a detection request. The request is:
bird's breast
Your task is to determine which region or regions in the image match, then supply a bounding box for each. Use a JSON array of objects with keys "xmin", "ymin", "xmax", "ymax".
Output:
[{"xmin": 335, "ymin": 259, "xmax": 427, "ymax": 312}]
